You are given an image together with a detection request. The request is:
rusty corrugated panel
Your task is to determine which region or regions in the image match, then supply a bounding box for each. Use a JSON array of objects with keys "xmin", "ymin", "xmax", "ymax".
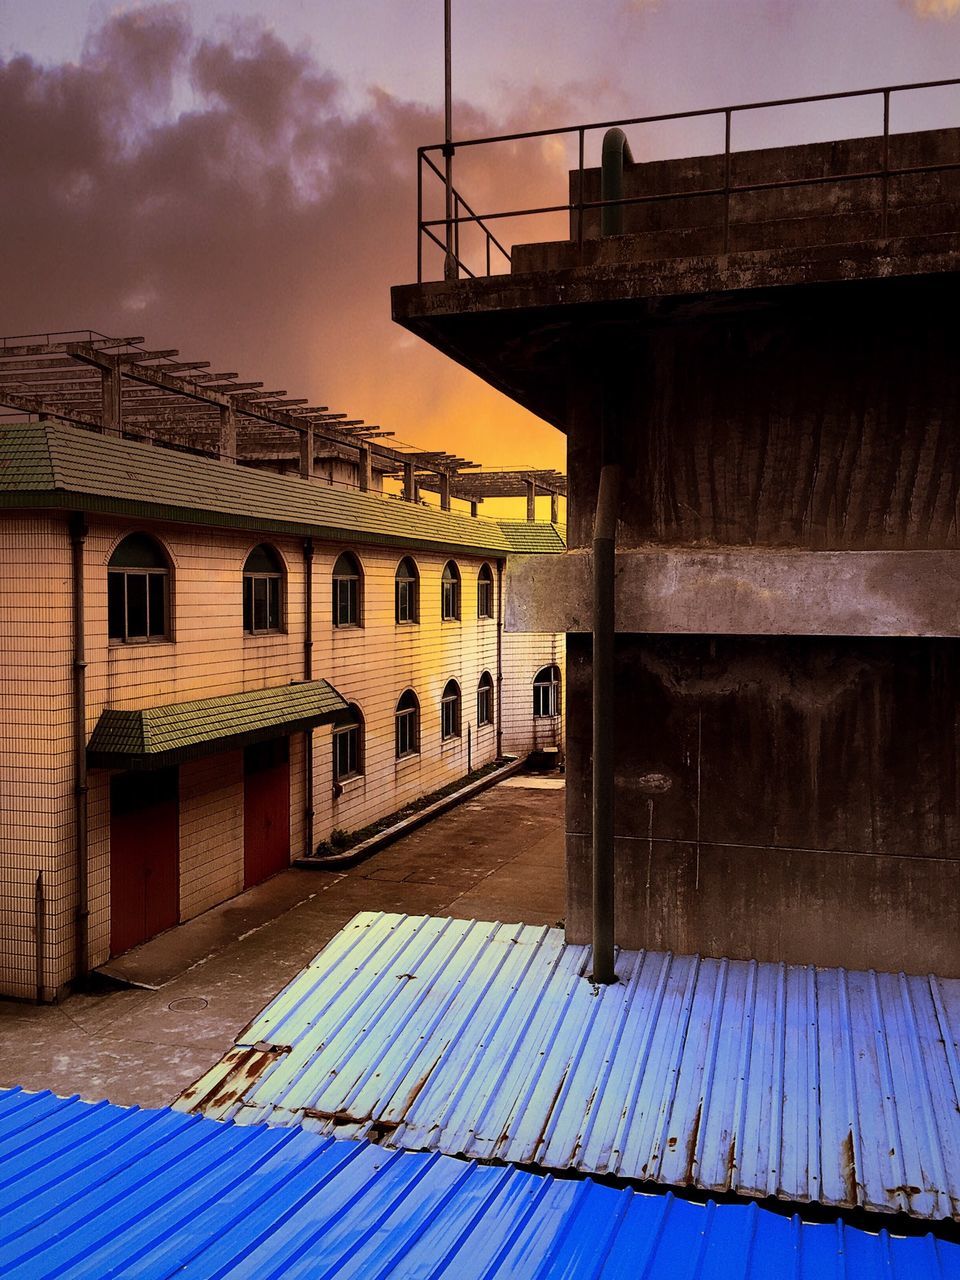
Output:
[
  {"xmin": 177, "ymin": 911, "xmax": 960, "ymax": 1222},
  {"xmin": 2, "ymin": 1087, "xmax": 958, "ymax": 1278}
]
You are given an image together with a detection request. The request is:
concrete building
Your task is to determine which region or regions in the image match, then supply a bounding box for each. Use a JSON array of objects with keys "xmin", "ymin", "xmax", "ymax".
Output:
[
  {"xmin": 393, "ymin": 98, "xmax": 960, "ymax": 976},
  {"xmin": 0, "ymin": 401, "xmax": 564, "ymax": 1000}
]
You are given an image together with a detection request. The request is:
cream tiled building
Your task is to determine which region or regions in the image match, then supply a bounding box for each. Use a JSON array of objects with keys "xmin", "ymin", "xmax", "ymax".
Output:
[{"xmin": 0, "ymin": 423, "xmax": 564, "ymax": 1000}]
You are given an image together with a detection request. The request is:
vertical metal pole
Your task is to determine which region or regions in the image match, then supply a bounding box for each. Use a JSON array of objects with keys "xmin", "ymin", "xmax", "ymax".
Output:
[
  {"xmin": 417, "ymin": 148, "xmax": 424, "ymax": 283},
  {"xmin": 577, "ymin": 128, "xmax": 585, "ymax": 261},
  {"xmin": 722, "ymin": 109, "xmax": 732, "ymax": 253},
  {"xmin": 443, "ymin": 0, "xmax": 457, "ymax": 280},
  {"xmin": 881, "ymin": 89, "xmax": 891, "ymax": 239}
]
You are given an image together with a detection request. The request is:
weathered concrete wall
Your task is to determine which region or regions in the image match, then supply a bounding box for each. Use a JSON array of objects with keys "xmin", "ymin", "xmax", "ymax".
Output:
[{"xmin": 565, "ymin": 632, "xmax": 960, "ymax": 974}]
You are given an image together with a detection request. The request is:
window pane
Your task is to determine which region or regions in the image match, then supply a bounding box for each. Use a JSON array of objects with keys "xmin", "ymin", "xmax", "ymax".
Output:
[
  {"xmin": 108, "ymin": 573, "xmax": 126, "ymax": 641},
  {"xmin": 147, "ymin": 573, "xmax": 166, "ymax": 637},
  {"xmin": 243, "ymin": 576, "xmax": 253, "ymax": 632},
  {"xmin": 268, "ymin": 577, "xmax": 280, "ymax": 630},
  {"xmin": 254, "ymin": 576, "xmax": 268, "ymax": 631},
  {"xmin": 126, "ymin": 573, "xmax": 148, "ymax": 638},
  {"xmin": 348, "ymin": 579, "xmax": 358, "ymax": 624}
]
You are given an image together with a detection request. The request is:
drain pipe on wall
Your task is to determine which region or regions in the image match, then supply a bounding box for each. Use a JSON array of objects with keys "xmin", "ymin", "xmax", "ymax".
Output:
[
  {"xmin": 303, "ymin": 537, "xmax": 315, "ymax": 858},
  {"xmin": 70, "ymin": 512, "xmax": 89, "ymax": 986},
  {"xmin": 591, "ymin": 125, "xmax": 630, "ymax": 985},
  {"xmin": 591, "ymin": 456, "xmax": 620, "ymax": 985},
  {"xmin": 496, "ymin": 558, "xmax": 505, "ymax": 760}
]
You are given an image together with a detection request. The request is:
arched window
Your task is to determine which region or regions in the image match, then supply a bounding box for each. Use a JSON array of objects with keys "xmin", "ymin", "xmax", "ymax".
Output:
[
  {"xmin": 441, "ymin": 561, "xmax": 461, "ymax": 621},
  {"xmin": 333, "ymin": 552, "xmax": 362, "ymax": 627},
  {"xmin": 477, "ymin": 563, "xmax": 494, "ymax": 619},
  {"xmin": 533, "ymin": 664, "xmax": 562, "ymax": 718},
  {"xmin": 477, "ymin": 671, "xmax": 494, "ymax": 726},
  {"xmin": 243, "ymin": 543, "xmax": 283, "ymax": 634},
  {"xmin": 395, "ymin": 689, "xmax": 420, "ymax": 759},
  {"xmin": 395, "ymin": 556, "xmax": 419, "ymax": 624},
  {"xmin": 441, "ymin": 678, "xmax": 462, "ymax": 740},
  {"xmin": 108, "ymin": 533, "xmax": 170, "ymax": 643},
  {"xmin": 334, "ymin": 703, "xmax": 364, "ymax": 782}
]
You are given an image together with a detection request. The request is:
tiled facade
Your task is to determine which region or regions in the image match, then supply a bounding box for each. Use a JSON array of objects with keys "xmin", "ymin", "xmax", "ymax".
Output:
[{"xmin": 0, "ymin": 491, "xmax": 563, "ymax": 999}]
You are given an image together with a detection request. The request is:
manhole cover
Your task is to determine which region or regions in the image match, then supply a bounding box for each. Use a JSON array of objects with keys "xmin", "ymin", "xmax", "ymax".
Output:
[{"xmin": 167, "ymin": 997, "xmax": 209, "ymax": 1012}]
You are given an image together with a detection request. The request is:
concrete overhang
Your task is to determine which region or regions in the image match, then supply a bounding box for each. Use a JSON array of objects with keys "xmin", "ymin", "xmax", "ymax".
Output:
[
  {"xmin": 506, "ymin": 547, "xmax": 960, "ymax": 637},
  {"xmin": 392, "ymin": 233, "xmax": 960, "ymax": 432}
]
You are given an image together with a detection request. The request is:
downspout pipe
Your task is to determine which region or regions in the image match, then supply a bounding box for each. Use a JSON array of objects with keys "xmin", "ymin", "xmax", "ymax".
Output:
[
  {"xmin": 70, "ymin": 512, "xmax": 89, "ymax": 986},
  {"xmin": 496, "ymin": 559, "xmax": 505, "ymax": 760},
  {"xmin": 591, "ymin": 457, "xmax": 620, "ymax": 985},
  {"xmin": 601, "ymin": 127, "xmax": 634, "ymax": 238},
  {"xmin": 303, "ymin": 537, "xmax": 314, "ymax": 857}
]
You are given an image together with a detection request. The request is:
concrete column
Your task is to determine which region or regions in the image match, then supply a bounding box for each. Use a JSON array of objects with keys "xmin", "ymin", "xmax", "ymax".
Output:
[
  {"xmin": 403, "ymin": 460, "xmax": 416, "ymax": 502},
  {"xmin": 526, "ymin": 479, "xmax": 537, "ymax": 522},
  {"xmin": 550, "ymin": 491, "xmax": 560, "ymax": 524},
  {"xmin": 439, "ymin": 471, "xmax": 451, "ymax": 511},
  {"xmin": 299, "ymin": 425, "xmax": 314, "ymax": 479},
  {"xmin": 470, "ymin": 500, "xmax": 479, "ymax": 517},
  {"xmin": 358, "ymin": 445, "xmax": 372, "ymax": 492},
  {"xmin": 218, "ymin": 404, "xmax": 237, "ymax": 463},
  {"xmin": 100, "ymin": 364, "xmax": 122, "ymax": 437}
]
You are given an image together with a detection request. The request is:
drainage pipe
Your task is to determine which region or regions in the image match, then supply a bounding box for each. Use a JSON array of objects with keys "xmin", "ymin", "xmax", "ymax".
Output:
[
  {"xmin": 303, "ymin": 537, "xmax": 315, "ymax": 858},
  {"xmin": 496, "ymin": 559, "xmax": 505, "ymax": 759},
  {"xmin": 69, "ymin": 512, "xmax": 89, "ymax": 985},
  {"xmin": 601, "ymin": 127, "xmax": 634, "ymax": 238},
  {"xmin": 592, "ymin": 458, "xmax": 620, "ymax": 985}
]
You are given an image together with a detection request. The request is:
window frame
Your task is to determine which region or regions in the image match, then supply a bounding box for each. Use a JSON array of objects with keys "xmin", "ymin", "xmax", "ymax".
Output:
[
  {"xmin": 533, "ymin": 664, "xmax": 562, "ymax": 719},
  {"xmin": 395, "ymin": 689, "xmax": 420, "ymax": 760},
  {"xmin": 477, "ymin": 671, "xmax": 494, "ymax": 727},
  {"xmin": 333, "ymin": 705, "xmax": 364, "ymax": 783},
  {"xmin": 395, "ymin": 557, "xmax": 420, "ymax": 625},
  {"xmin": 441, "ymin": 679, "xmax": 462, "ymax": 741},
  {"xmin": 107, "ymin": 534, "xmax": 171, "ymax": 645},
  {"xmin": 243, "ymin": 544, "xmax": 284, "ymax": 636},
  {"xmin": 333, "ymin": 551, "xmax": 363, "ymax": 628},
  {"xmin": 441, "ymin": 561, "xmax": 461, "ymax": 622},
  {"xmin": 477, "ymin": 563, "xmax": 494, "ymax": 620}
]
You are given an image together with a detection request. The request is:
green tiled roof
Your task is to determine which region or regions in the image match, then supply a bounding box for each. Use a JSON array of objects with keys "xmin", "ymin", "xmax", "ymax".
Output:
[
  {"xmin": 0, "ymin": 422, "xmax": 541, "ymax": 557},
  {"xmin": 87, "ymin": 679, "xmax": 348, "ymax": 768},
  {"xmin": 497, "ymin": 520, "xmax": 566, "ymax": 552}
]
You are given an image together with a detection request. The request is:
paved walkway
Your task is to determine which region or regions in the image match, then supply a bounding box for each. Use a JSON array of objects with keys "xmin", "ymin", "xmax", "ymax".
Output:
[{"xmin": 0, "ymin": 776, "xmax": 564, "ymax": 1108}]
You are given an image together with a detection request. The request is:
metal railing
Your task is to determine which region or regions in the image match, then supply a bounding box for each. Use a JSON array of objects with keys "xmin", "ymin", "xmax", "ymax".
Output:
[{"xmin": 416, "ymin": 76, "xmax": 960, "ymax": 282}]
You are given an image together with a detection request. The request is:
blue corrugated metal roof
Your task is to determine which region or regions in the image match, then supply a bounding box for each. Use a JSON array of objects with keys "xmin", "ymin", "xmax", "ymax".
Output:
[
  {"xmin": 1, "ymin": 1086, "xmax": 957, "ymax": 1278},
  {"xmin": 177, "ymin": 911, "xmax": 960, "ymax": 1223}
]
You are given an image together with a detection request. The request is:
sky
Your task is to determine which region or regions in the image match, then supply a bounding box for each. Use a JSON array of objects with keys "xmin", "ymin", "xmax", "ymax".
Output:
[{"xmin": 0, "ymin": 1, "xmax": 957, "ymax": 490}]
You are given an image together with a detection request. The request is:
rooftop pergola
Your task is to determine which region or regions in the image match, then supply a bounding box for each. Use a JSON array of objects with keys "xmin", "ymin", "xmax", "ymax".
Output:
[{"xmin": 0, "ymin": 330, "xmax": 564, "ymax": 517}]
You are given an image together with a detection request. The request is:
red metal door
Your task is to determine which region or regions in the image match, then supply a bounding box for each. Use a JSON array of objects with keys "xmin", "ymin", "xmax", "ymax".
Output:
[
  {"xmin": 110, "ymin": 768, "xmax": 179, "ymax": 956},
  {"xmin": 244, "ymin": 738, "xmax": 291, "ymax": 888}
]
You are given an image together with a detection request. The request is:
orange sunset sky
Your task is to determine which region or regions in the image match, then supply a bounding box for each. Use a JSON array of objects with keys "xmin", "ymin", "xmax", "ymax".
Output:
[{"xmin": 0, "ymin": 0, "xmax": 956, "ymax": 508}]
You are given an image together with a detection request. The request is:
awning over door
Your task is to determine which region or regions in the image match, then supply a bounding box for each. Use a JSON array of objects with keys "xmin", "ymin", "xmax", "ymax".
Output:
[{"xmin": 87, "ymin": 679, "xmax": 349, "ymax": 769}]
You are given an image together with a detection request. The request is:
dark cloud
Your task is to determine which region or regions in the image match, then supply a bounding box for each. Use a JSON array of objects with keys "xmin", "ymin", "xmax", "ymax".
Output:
[{"xmin": 0, "ymin": 4, "xmax": 568, "ymax": 472}]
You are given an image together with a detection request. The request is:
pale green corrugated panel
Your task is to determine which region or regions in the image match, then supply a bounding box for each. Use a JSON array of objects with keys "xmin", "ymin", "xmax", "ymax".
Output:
[{"xmin": 0, "ymin": 423, "xmax": 513, "ymax": 555}]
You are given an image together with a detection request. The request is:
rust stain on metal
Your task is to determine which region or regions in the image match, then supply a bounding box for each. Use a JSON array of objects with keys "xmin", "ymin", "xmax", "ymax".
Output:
[
  {"xmin": 176, "ymin": 1045, "xmax": 284, "ymax": 1115},
  {"xmin": 842, "ymin": 1130, "xmax": 858, "ymax": 1205},
  {"xmin": 685, "ymin": 1101, "xmax": 703, "ymax": 1180}
]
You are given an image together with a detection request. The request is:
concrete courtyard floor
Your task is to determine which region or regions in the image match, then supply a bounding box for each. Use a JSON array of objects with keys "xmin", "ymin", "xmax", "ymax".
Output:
[{"xmin": 0, "ymin": 775, "xmax": 564, "ymax": 1109}]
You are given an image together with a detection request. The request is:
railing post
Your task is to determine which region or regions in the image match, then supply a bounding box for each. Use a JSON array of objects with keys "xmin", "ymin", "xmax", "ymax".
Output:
[
  {"xmin": 723, "ymin": 108, "xmax": 732, "ymax": 253},
  {"xmin": 417, "ymin": 147, "xmax": 424, "ymax": 283},
  {"xmin": 881, "ymin": 89, "xmax": 891, "ymax": 239},
  {"xmin": 577, "ymin": 127, "xmax": 585, "ymax": 263}
]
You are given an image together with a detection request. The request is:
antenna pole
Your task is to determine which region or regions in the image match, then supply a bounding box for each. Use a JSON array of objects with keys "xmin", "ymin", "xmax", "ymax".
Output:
[{"xmin": 443, "ymin": 0, "xmax": 457, "ymax": 280}]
